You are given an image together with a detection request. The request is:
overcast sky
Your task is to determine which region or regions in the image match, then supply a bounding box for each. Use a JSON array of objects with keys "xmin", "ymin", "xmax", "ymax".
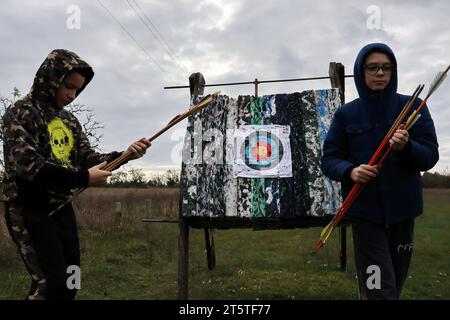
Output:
[{"xmin": 1, "ymin": 0, "xmax": 449, "ymax": 175}]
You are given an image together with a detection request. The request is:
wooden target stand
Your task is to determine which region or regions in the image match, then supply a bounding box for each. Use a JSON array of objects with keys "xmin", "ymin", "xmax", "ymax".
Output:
[{"xmin": 144, "ymin": 63, "xmax": 351, "ymax": 299}]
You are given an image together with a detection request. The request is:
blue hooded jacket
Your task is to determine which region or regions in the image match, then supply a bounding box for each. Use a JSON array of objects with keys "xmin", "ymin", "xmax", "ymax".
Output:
[{"xmin": 321, "ymin": 43, "xmax": 439, "ymax": 224}]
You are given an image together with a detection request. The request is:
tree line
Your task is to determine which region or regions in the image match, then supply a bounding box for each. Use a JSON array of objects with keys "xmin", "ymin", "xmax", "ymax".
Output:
[
  {"xmin": 107, "ymin": 169, "xmax": 450, "ymax": 189},
  {"xmin": 421, "ymin": 170, "xmax": 450, "ymax": 188},
  {"xmin": 107, "ymin": 168, "xmax": 180, "ymax": 188}
]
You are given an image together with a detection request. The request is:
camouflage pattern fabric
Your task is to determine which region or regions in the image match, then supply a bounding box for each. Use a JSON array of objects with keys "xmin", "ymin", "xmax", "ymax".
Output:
[
  {"xmin": 181, "ymin": 90, "xmax": 342, "ymax": 218},
  {"xmin": 237, "ymin": 96, "xmax": 252, "ymax": 217},
  {"xmin": 4, "ymin": 203, "xmax": 47, "ymax": 300},
  {"xmin": 249, "ymin": 96, "xmax": 266, "ymax": 218}
]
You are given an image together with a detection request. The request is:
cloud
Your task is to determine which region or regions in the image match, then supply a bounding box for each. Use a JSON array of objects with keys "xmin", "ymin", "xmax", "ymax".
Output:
[{"xmin": 0, "ymin": 0, "xmax": 449, "ymax": 173}]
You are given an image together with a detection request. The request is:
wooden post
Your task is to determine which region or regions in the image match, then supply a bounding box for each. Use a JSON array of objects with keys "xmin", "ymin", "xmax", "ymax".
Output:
[
  {"xmin": 178, "ymin": 72, "xmax": 204, "ymax": 300},
  {"xmin": 329, "ymin": 62, "xmax": 347, "ymax": 272},
  {"xmin": 178, "ymin": 219, "xmax": 189, "ymax": 299},
  {"xmin": 254, "ymin": 78, "xmax": 259, "ymax": 97},
  {"xmin": 188, "ymin": 72, "xmax": 217, "ymax": 271},
  {"xmin": 177, "ymin": 182, "xmax": 189, "ymax": 299},
  {"xmin": 145, "ymin": 199, "xmax": 152, "ymax": 214},
  {"xmin": 145, "ymin": 199, "xmax": 154, "ymax": 262},
  {"xmin": 189, "ymin": 72, "xmax": 205, "ymax": 96},
  {"xmin": 204, "ymin": 228, "xmax": 216, "ymax": 270},
  {"xmin": 329, "ymin": 62, "xmax": 345, "ymax": 103},
  {"xmin": 339, "ymin": 224, "xmax": 347, "ymax": 271},
  {"xmin": 115, "ymin": 202, "xmax": 122, "ymax": 227},
  {"xmin": 179, "ymin": 72, "xmax": 218, "ymax": 299}
]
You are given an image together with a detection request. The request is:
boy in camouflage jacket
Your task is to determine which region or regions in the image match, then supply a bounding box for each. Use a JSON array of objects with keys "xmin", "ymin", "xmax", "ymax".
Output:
[{"xmin": 2, "ymin": 49, "xmax": 150, "ymax": 299}]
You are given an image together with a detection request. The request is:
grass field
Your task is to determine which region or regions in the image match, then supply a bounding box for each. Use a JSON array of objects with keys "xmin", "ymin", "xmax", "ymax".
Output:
[{"xmin": 0, "ymin": 188, "xmax": 448, "ymax": 300}]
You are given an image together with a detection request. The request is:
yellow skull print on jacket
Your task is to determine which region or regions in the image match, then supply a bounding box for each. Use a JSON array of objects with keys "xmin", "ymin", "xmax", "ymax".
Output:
[{"xmin": 48, "ymin": 118, "xmax": 74, "ymax": 166}]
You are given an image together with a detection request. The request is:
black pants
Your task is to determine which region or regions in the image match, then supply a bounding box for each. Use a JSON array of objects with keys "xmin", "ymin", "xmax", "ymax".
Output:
[
  {"xmin": 6, "ymin": 202, "xmax": 80, "ymax": 300},
  {"xmin": 5, "ymin": 202, "xmax": 47, "ymax": 300},
  {"xmin": 351, "ymin": 217, "xmax": 414, "ymax": 300}
]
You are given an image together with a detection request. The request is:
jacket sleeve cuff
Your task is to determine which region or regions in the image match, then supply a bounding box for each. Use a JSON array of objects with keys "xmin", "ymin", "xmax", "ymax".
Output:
[
  {"xmin": 394, "ymin": 140, "xmax": 412, "ymax": 157},
  {"xmin": 344, "ymin": 165, "xmax": 356, "ymax": 183},
  {"xmin": 337, "ymin": 161, "xmax": 355, "ymax": 182},
  {"xmin": 33, "ymin": 162, "xmax": 89, "ymax": 190}
]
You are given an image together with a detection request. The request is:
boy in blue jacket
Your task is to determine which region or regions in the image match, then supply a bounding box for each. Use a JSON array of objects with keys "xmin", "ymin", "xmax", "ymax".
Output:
[{"xmin": 321, "ymin": 43, "xmax": 439, "ymax": 299}]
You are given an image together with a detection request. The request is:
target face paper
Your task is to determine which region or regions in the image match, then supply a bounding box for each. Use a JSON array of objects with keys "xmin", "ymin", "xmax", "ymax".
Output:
[{"xmin": 233, "ymin": 125, "xmax": 292, "ymax": 178}]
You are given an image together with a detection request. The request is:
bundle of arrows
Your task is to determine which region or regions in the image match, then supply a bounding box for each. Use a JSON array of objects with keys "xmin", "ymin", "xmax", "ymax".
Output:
[{"xmin": 48, "ymin": 91, "xmax": 221, "ymax": 216}]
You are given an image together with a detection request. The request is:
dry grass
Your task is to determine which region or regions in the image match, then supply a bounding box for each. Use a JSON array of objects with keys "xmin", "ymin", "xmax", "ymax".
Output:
[
  {"xmin": 0, "ymin": 187, "xmax": 179, "ymax": 250},
  {"xmin": 73, "ymin": 187, "xmax": 179, "ymax": 233},
  {"xmin": 72, "ymin": 187, "xmax": 180, "ymax": 266},
  {"xmin": 1, "ymin": 188, "xmax": 449, "ymax": 299}
]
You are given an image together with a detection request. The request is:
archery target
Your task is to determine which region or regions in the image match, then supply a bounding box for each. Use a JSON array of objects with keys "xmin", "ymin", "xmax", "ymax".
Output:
[
  {"xmin": 233, "ymin": 125, "xmax": 292, "ymax": 178},
  {"xmin": 242, "ymin": 131, "xmax": 283, "ymax": 170}
]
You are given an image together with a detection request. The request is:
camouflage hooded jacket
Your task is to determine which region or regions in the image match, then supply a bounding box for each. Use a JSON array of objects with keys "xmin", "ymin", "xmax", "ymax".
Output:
[{"xmin": 2, "ymin": 49, "xmax": 122, "ymax": 207}]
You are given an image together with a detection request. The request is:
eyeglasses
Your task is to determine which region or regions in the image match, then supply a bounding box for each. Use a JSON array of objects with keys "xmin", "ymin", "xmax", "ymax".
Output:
[{"xmin": 364, "ymin": 64, "xmax": 393, "ymax": 75}]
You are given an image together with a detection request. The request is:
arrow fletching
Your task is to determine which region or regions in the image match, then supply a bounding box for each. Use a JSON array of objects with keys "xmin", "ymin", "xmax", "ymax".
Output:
[
  {"xmin": 406, "ymin": 113, "xmax": 421, "ymax": 130},
  {"xmin": 427, "ymin": 65, "xmax": 450, "ymax": 96}
]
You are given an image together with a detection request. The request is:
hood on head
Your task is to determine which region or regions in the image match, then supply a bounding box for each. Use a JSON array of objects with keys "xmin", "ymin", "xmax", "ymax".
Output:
[
  {"xmin": 353, "ymin": 43, "xmax": 397, "ymax": 100},
  {"xmin": 30, "ymin": 49, "xmax": 94, "ymax": 108}
]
